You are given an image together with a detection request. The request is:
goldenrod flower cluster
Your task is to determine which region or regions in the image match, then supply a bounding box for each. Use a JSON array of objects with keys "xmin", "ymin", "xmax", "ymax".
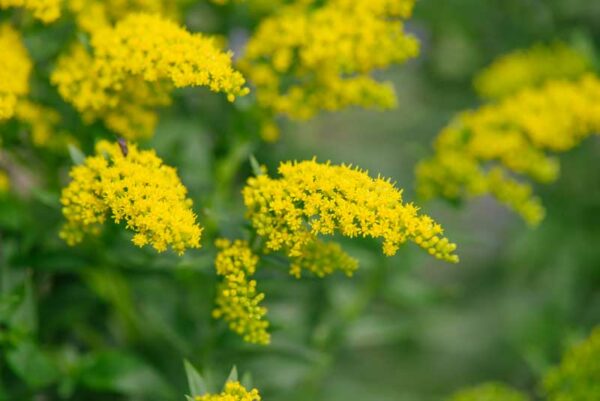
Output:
[
  {"xmin": 67, "ymin": 0, "xmax": 179, "ymax": 33},
  {"xmin": 289, "ymin": 239, "xmax": 358, "ymax": 279},
  {"xmin": 417, "ymin": 74, "xmax": 600, "ymax": 225},
  {"xmin": 243, "ymin": 159, "xmax": 459, "ymax": 263},
  {"xmin": 51, "ymin": 13, "xmax": 249, "ymax": 139},
  {"xmin": 474, "ymin": 43, "xmax": 591, "ymax": 100},
  {"xmin": 212, "ymin": 239, "xmax": 270, "ymax": 345},
  {"xmin": 448, "ymin": 383, "xmax": 529, "ymax": 401},
  {"xmin": 60, "ymin": 140, "xmax": 202, "ymax": 255},
  {"xmin": 0, "ymin": 0, "xmax": 61, "ymax": 23},
  {"xmin": 239, "ymin": 0, "xmax": 419, "ymax": 122},
  {"xmin": 194, "ymin": 381, "xmax": 261, "ymax": 401},
  {"xmin": 543, "ymin": 326, "xmax": 600, "ymax": 401},
  {"xmin": 0, "ymin": 24, "xmax": 32, "ymax": 120}
]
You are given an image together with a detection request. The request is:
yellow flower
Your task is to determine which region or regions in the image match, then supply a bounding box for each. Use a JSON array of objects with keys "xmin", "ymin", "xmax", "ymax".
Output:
[
  {"xmin": 0, "ymin": 24, "xmax": 32, "ymax": 120},
  {"xmin": 14, "ymin": 100, "xmax": 75, "ymax": 150},
  {"xmin": 51, "ymin": 13, "xmax": 249, "ymax": 139},
  {"xmin": 212, "ymin": 239, "xmax": 270, "ymax": 345},
  {"xmin": 0, "ymin": 0, "xmax": 61, "ymax": 23},
  {"xmin": 474, "ymin": 43, "xmax": 592, "ymax": 100},
  {"xmin": 543, "ymin": 326, "xmax": 600, "ymax": 401},
  {"xmin": 239, "ymin": 0, "xmax": 419, "ymax": 121},
  {"xmin": 60, "ymin": 140, "xmax": 202, "ymax": 255},
  {"xmin": 448, "ymin": 383, "xmax": 529, "ymax": 401},
  {"xmin": 416, "ymin": 74, "xmax": 600, "ymax": 225},
  {"xmin": 289, "ymin": 239, "xmax": 358, "ymax": 278},
  {"xmin": 194, "ymin": 381, "xmax": 261, "ymax": 401},
  {"xmin": 0, "ymin": 170, "xmax": 10, "ymax": 193},
  {"xmin": 243, "ymin": 159, "xmax": 459, "ymax": 263}
]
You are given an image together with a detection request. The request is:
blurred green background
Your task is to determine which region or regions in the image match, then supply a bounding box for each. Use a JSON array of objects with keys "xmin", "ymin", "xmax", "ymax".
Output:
[{"xmin": 1, "ymin": 1, "xmax": 599, "ymax": 400}]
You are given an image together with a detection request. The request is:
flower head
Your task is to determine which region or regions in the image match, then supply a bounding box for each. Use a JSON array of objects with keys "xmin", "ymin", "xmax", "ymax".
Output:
[
  {"xmin": 0, "ymin": 24, "xmax": 32, "ymax": 120},
  {"xmin": 243, "ymin": 159, "xmax": 458, "ymax": 262},
  {"xmin": 0, "ymin": 0, "xmax": 61, "ymax": 23},
  {"xmin": 60, "ymin": 140, "xmax": 202, "ymax": 255},
  {"xmin": 212, "ymin": 239, "xmax": 270, "ymax": 345},
  {"xmin": 194, "ymin": 381, "xmax": 261, "ymax": 401}
]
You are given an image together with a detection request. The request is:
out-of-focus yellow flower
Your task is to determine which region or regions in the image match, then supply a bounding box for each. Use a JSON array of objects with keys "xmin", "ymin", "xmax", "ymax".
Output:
[
  {"xmin": 239, "ymin": 0, "xmax": 419, "ymax": 122},
  {"xmin": 243, "ymin": 159, "xmax": 458, "ymax": 263},
  {"xmin": 543, "ymin": 326, "xmax": 600, "ymax": 401},
  {"xmin": 289, "ymin": 239, "xmax": 358, "ymax": 278},
  {"xmin": 212, "ymin": 239, "xmax": 270, "ymax": 345},
  {"xmin": 0, "ymin": 0, "xmax": 61, "ymax": 23},
  {"xmin": 474, "ymin": 43, "xmax": 592, "ymax": 100},
  {"xmin": 0, "ymin": 170, "xmax": 10, "ymax": 193},
  {"xmin": 68, "ymin": 0, "xmax": 180, "ymax": 33},
  {"xmin": 60, "ymin": 140, "xmax": 202, "ymax": 255},
  {"xmin": 448, "ymin": 383, "xmax": 529, "ymax": 401},
  {"xmin": 194, "ymin": 381, "xmax": 261, "ymax": 401},
  {"xmin": 0, "ymin": 24, "xmax": 32, "ymax": 120},
  {"xmin": 51, "ymin": 13, "xmax": 249, "ymax": 139},
  {"xmin": 14, "ymin": 100, "xmax": 75, "ymax": 150},
  {"xmin": 416, "ymin": 74, "xmax": 600, "ymax": 225}
]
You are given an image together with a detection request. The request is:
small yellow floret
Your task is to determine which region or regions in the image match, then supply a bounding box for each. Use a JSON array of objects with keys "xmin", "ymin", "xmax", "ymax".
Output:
[
  {"xmin": 0, "ymin": 0, "xmax": 61, "ymax": 23},
  {"xmin": 243, "ymin": 159, "xmax": 459, "ymax": 263},
  {"xmin": 194, "ymin": 381, "xmax": 261, "ymax": 401},
  {"xmin": 0, "ymin": 24, "xmax": 32, "ymax": 120},
  {"xmin": 212, "ymin": 239, "xmax": 270, "ymax": 345},
  {"xmin": 60, "ymin": 140, "xmax": 202, "ymax": 255}
]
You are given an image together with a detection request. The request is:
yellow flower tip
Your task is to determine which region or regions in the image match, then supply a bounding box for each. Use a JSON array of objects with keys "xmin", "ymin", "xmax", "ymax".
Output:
[
  {"xmin": 244, "ymin": 159, "xmax": 459, "ymax": 263},
  {"xmin": 213, "ymin": 239, "xmax": 270, "ymax": 345},
  {"xmin": 0, "ymin": 24, "xmax": 32, "ymax": 121},
  {"xmin": 0, "ymin": 170, "xmax": 10, "ymax": 193},
  {"xmin": 195, "ymin": 381, "xmax": 261, "ymax": 401},
  {"xmin": 60, "ymin": 140, "xmax": 202, "ymax": 255}
]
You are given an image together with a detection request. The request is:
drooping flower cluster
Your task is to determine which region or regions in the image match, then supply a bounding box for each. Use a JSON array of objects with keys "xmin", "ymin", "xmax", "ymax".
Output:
[
  {"xmin": 194, "ymin": 381, "xmax": 261, "ymax": 401},
  {"xmin": 448, "ymin": 383, "xmax": 529, "ymax": 401},
  {"xmin": 60, "ymin": 140, "xmax": 202, "ymax": 255},
  {"xmin": 416, "ymin": 74, "xmax": 600, "ymax": 225},
  {"xmin": 0, "ymin": 0, "xmax": 61, "ymax": 23},
  {"xmin": 244, "ymin": 159, "xmax": 459, "ymax": 262},
  {"xmin": 51, "ymin": 13, "xmax": 249, "ymax": 139},
  {"xmin": 543, "ymin": 326, "xmax": 600, "ymax": 401},
  {"xmin": 239, "ymin": 0, "xmax": 419, "ymax": 138},
  {"xmin": 0, "ymin": 24, "xmax": 32, "ymax": 120},
  {"xmin": 474, "ymin": 43, "xmax": 591, "ymax": 100},
  {"xmin": 212, "ymin": 239, "xmax": 270, "ymax": 345},
  {"xmin": 289, "ymin": 239, "xmax": 358, "ymax": 279}
]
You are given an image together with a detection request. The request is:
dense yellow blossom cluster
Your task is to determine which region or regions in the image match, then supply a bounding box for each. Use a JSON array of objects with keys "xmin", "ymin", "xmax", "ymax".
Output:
[
  {"xmin": 212, "ymin": 239, "xmax": 270, "ymax": 345},
  {"xmin": 67, "ymin": 0, "xmax": 179, "ymax": 33},
  {"xmin": 543, "ymin": 326, "xmax": 600, "ymax": 401},
  {"xmin": 0, "ymin": 24, "xmax": 32, "ymax": 120},
  {"xmin": 448, "ymin": 383, "xmax": 529, "ymax": 401},
  {"xmin": 194, "ymin": 381, "xmax": 261, "ymax": 401},
  {"xmin": 289, "ymin": 239, "xmax": 358, "ymax": 278},
  {"xmin": 474, "ymin": 43, "xmax": 591, "ymax": 100},
  {"xmin": 51, "ymin": 13, "xmax": 249, "ymax": 139},
  {"xmin": 60, "ymin": 140, "xmax": 202, "ymax": 255},
  {"xmin": 239, "ymin": 0, "xmax": 419, "ymax": 130},
  {"xmin": 0, "ymin": 0, "xmax": 61, "ymax": 23},
  {"xmin": 416, "ymin": 74, "xmax": 600, "ymax": 225},
  {"xmin": 244, "ymin": 159, "xmax": 458, "ymax": 263}
]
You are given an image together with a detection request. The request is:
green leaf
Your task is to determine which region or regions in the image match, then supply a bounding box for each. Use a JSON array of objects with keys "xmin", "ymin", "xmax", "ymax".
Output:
[
  {"xmin": 184, "ymin": 359, "xmax": 208, "ymax": 396},
  {"xmin": 6, "ymin": 341, "xmax": 59, "ymax": 388},
  {"xmin": 68, "ymin": 144, "xmax": 86, "ymax": 165},
  {"xmin": 241, "ymin": 372, "xmax": 253, "ymax": 389},
  {"xmin": 249, "ymin": 154, "xmax": 263, "ymax": 176},
  {"xmin": 225, "ymin": 366, "xmax": 238, "ymax": 384}
]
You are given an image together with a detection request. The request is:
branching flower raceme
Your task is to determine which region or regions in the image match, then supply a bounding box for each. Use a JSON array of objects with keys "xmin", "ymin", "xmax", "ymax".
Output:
[
  {"xmin": 244, "ymin": 159, "xmax": 459, "ymax": 262},
  {"xmin": 212, "ymin": 239, "xmax": 270, "ymax": 345},
  {"xmin": 416, "ymin": 44, "xmax": 600, "ymax": 225},
  {"xmin": 0, "ymin": 0, "xmax": 61, "ymax": 23},
  {"xmin": 543, "ymin": 326, "xmax": 600, "ymax": 401},
  {"xmin": 194, "ymin": 381, "xmax": 261, "ymax": 401},
  {"xmin": 474, "ymin": 43, "xmax": 592, "ymax": 100},
  {"xmin": 51, "ymin": 13, "xmax": 249, "ymax": 140},
  {"xmin": 239, "ymin": 0, "xmax": 419, "ymax": 140},
  {"xmin": 60, "ymin": 140, "xmax": 202, "ymax": 255},
  {"xmin": 0, "ymin": 24, "xmax": 32, "ymax": 120}
]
